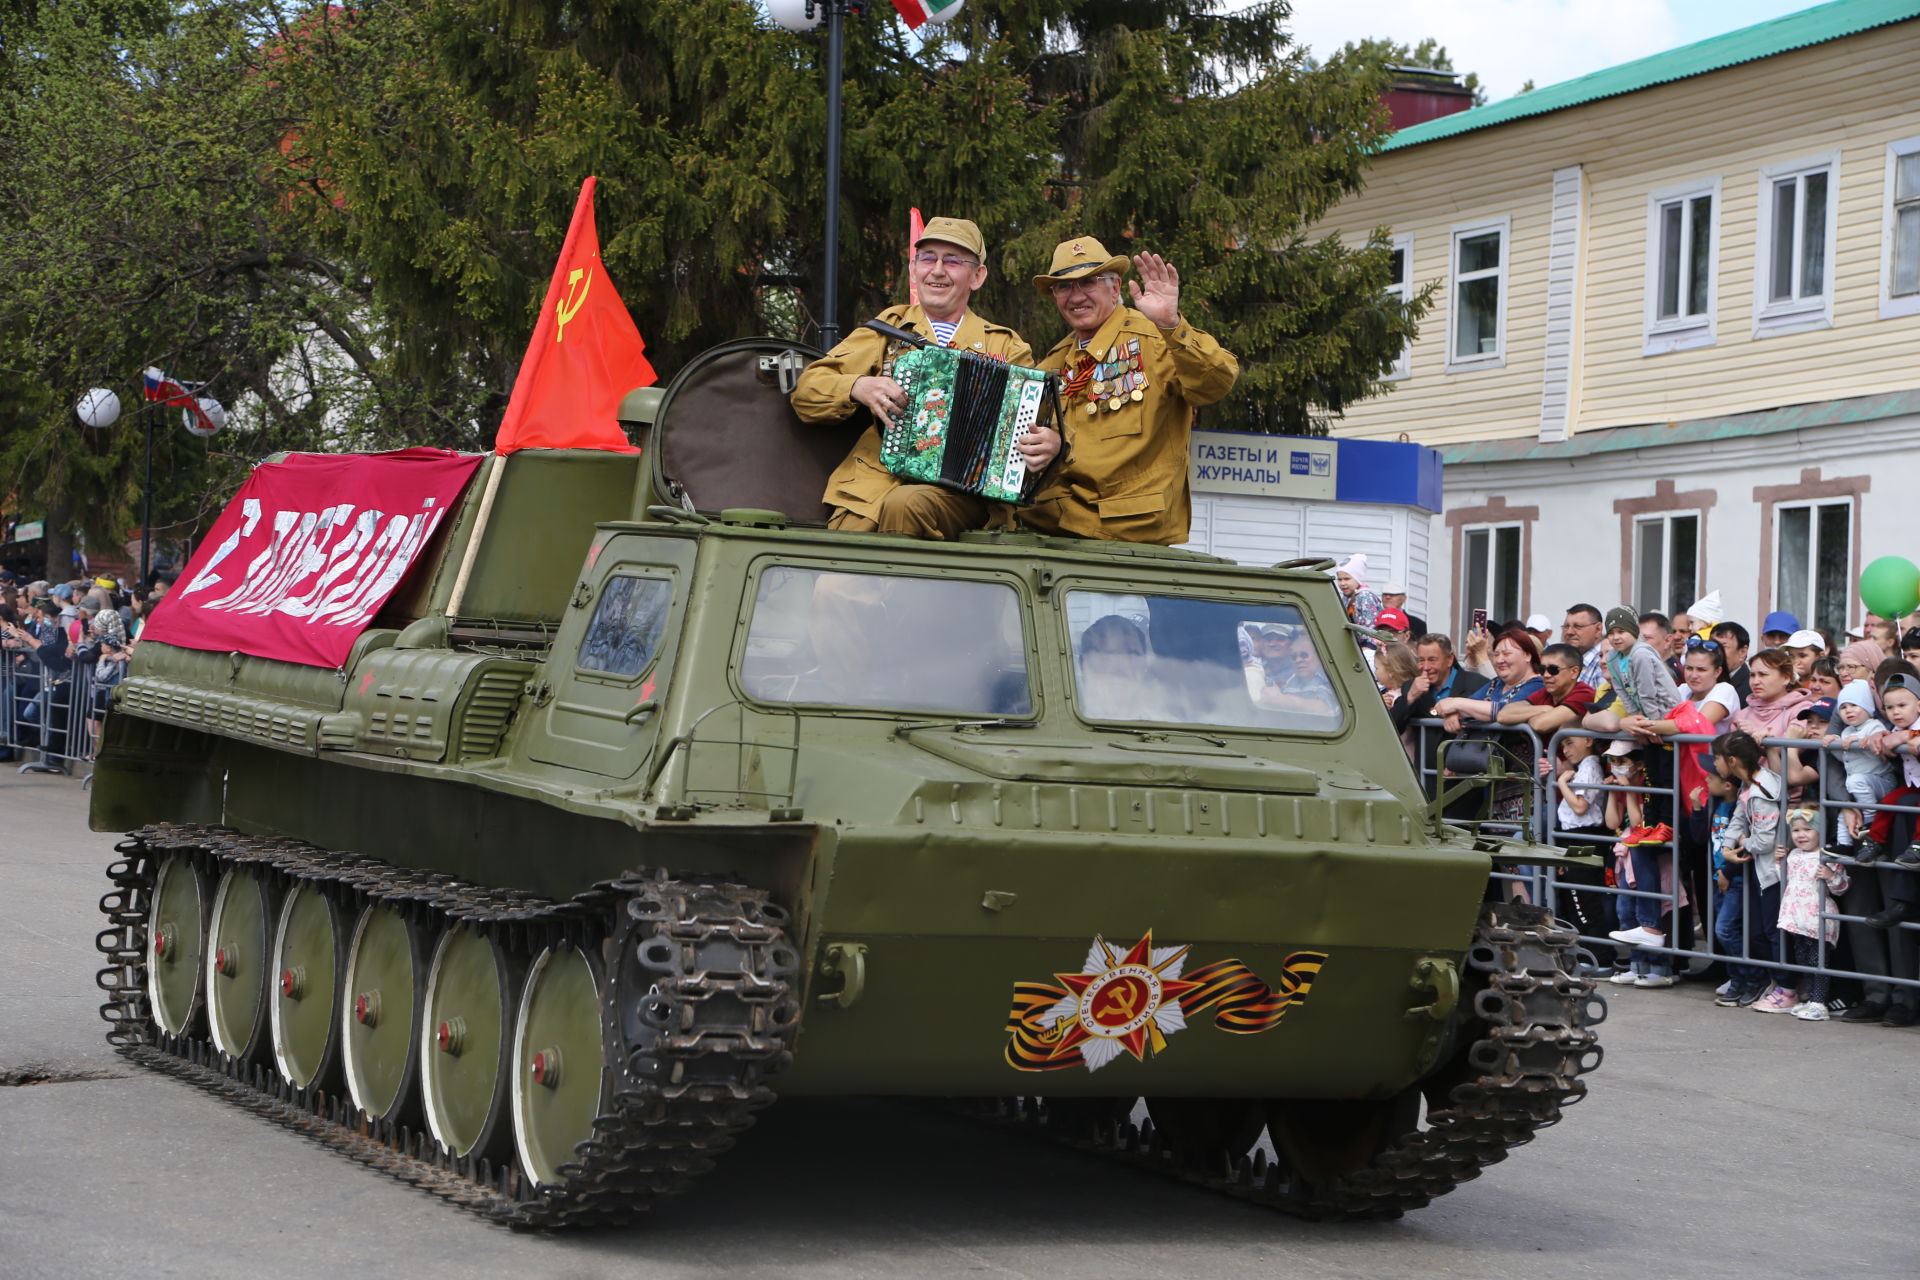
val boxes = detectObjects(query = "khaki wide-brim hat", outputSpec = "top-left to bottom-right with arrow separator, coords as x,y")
1032,235 -> 1131,293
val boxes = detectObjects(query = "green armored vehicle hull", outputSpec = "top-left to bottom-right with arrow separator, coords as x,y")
90,338 -> 1602,1226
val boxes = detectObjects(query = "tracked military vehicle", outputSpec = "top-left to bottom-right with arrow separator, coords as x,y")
91,336 -> 1603,1227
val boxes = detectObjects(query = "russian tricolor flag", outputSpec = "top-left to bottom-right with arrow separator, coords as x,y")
890,0 -> 963,30
143,366 -> 220,435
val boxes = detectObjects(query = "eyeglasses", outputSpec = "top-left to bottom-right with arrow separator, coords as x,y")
1685,637 -> 1722,652
913,251 -> 980,270
1049,275 -> 1115,298
1541,663 -> 1567,676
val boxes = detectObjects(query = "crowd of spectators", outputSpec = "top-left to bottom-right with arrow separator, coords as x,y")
1354,580 -> 1920,1031
0,566 -> 172,764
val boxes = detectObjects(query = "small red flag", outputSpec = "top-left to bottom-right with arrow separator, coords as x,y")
907,206 -> 925,305
494,176 -> 653,455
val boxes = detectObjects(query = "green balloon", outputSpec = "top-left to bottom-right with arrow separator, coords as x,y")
1859,555 -> 1920,619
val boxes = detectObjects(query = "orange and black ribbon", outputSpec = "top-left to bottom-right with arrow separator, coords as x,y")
1003,951 -> 1328,1072
1178,953 -> 1326,1033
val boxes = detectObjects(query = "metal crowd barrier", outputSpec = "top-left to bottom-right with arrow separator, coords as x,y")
1413,715 -> 1920,997
2,653 -> 115,777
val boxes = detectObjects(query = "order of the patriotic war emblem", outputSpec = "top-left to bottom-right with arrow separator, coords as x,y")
1003,932 -> 1327,1073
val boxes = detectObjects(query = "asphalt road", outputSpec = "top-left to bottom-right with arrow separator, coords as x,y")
3,769 -> 1915,1280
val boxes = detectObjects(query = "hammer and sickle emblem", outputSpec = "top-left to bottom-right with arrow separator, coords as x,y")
555,267 -> 593,342
1099,983 -> 1141,1023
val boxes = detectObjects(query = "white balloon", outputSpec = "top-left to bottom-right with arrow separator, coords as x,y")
75,387 -> 121,429
182,396 -> 226,438
766,0 -> 821,32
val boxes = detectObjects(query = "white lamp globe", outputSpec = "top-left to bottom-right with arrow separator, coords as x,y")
182,396 -> 226,438
766,0 -> 821,32
75,387 -> 121,429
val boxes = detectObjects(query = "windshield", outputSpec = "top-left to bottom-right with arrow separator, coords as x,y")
740,566 -> 1032,716
1066,590 -> 1345,732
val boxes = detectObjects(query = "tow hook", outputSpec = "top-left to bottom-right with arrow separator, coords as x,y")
817,942 -> 868,1009
1404,957 -> 1459,1022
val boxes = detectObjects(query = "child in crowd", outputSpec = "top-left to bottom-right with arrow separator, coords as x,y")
1710,731 -> 1789,1010
1773,810 -> 1850,1020
1603,742 -> 1678,987
1705,768 -> 1754,1004
1823,680 -> 1897,847
1546,733 -> 1612,956
1852,672 -> 1920,872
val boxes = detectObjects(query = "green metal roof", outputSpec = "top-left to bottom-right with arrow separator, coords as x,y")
1381,0 -> 1920,152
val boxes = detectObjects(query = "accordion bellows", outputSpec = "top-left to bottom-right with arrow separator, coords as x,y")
880,345 -> 1060,505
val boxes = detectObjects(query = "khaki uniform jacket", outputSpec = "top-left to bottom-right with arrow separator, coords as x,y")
1027,307 -> 1237,545
790,305 -> 1032,522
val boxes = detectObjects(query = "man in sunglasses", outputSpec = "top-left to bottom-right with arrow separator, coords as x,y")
1498,642 -> 1596,733
792,216 -> 1062,539
1022,236 -> 1238,545
1562,603 -> 1606,690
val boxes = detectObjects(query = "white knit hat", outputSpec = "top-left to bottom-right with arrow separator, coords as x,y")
1335,554 -> 1368,586
1685,590 -> 1723,628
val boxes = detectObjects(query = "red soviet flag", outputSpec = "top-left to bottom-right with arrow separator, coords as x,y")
494,176 -> 653,454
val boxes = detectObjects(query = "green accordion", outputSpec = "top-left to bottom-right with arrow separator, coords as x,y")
877,340 -> 1061,505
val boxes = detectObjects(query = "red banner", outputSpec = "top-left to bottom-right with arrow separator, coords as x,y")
141,448 -> 483,668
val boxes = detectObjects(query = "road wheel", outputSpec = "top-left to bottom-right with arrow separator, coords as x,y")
206,867 -> 276,1061
1264,1086 -> 1423,1189
147,853 -> 209,1037
1146,1097 -> 1267,1173
420,925 -> 518,1161
341,903 -> 430,1124
511,942 -> 608,1189
270,882 -> 343,1090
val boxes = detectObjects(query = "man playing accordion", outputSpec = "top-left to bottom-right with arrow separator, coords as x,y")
791,217 -> 1063,539
1026,236 -> 1239,546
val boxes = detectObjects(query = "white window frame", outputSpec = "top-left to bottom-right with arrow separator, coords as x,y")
1772,497 -> 1854,635
1641,177 -> 1719,356
1631,511 -> 1702,617
1880,134 -> 1920,320
1459,521 -> 1523,631
1384,233 -> 1413,381
1752,151 -> 1839,339
1447,216 -> 1510,371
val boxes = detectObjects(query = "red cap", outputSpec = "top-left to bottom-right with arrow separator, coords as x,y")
1375,608 -> 1410,632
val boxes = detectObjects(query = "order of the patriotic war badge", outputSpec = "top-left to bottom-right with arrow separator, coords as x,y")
1003,932 -> 1327,1073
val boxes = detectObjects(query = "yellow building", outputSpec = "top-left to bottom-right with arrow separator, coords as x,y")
1313,0 -> 1920,640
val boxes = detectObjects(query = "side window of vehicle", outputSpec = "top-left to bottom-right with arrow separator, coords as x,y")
577,576 -> 673,678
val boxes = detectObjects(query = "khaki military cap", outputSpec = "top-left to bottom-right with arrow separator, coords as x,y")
915,216 -> 986,260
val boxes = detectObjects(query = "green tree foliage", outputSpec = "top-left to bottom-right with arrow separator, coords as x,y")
0,0 -> 1429,571
0,0 -> 420,573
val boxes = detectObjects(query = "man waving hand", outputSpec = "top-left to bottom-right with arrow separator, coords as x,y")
1024,238 -> 1238,545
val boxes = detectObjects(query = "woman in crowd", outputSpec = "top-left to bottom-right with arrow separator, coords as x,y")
1804,655 -> 1842,701
1434,628 -> 1546,841
1730,648 -> 1813,755
1375,641 -> 1416,698
1619,636 -> 1740,947
1434,628 -> 1546,727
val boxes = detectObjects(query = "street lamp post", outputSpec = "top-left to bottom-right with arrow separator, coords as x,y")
768,0 -> 869,350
